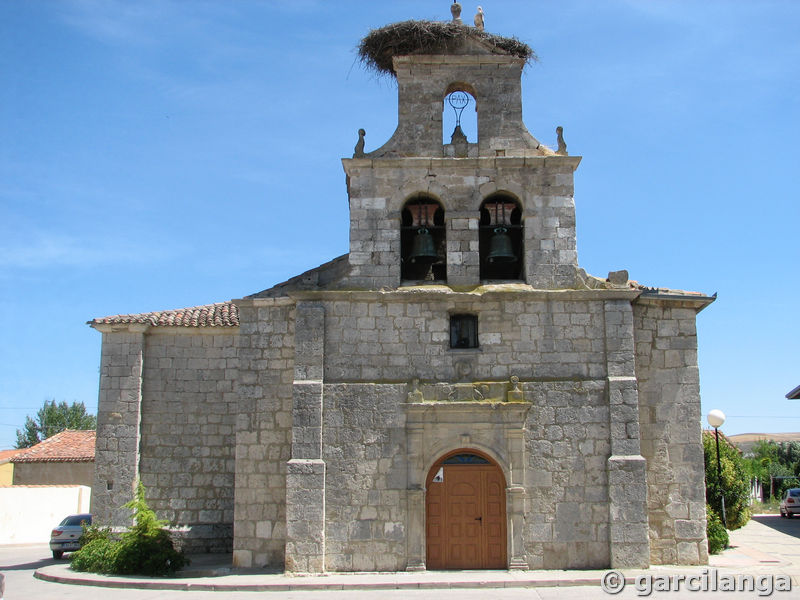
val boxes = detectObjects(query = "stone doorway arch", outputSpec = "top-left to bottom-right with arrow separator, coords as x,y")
425,449 -> 507,569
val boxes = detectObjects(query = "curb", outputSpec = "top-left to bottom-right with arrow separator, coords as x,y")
33,567 -> 607,592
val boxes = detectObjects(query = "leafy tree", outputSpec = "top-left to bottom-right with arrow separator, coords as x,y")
703,430 -> 751,530
747,440 -> 800,498
15,399 -> 96,448
745,439 -> 800,500
777,441 -> 800,474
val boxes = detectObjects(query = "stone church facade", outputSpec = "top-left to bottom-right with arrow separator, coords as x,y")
90,20 -> 714,572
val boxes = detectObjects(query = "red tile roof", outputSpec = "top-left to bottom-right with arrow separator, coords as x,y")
11,430 -> 96,463
0,448 -> 26,464
90,301 -> 239,328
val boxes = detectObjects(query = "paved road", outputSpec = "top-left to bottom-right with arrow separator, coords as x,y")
3,521 -> 799,600
753,513 -> 800,538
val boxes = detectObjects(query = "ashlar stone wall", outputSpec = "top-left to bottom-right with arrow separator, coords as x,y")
323,291 -> 609,384
634,299 -> 709,565
233,300 -> 295,568
229,288 -> 706,572
370,54 -> 543,158
138,329 -> 238,553
342,156 -> 581,290
91,325 -> 240,553
275,288 -> 652,572
522,379 -> 611,569
322,384 -> 408,571
92,326 -> 147,528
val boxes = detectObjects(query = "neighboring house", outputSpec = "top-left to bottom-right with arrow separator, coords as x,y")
11,430 -> 95,487
0,449 -> 26,486
786,385 -> 800,400
88,19 -> 714,572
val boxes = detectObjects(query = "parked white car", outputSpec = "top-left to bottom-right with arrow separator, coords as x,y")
779,488 -> 800,518
49,513 -> 91,559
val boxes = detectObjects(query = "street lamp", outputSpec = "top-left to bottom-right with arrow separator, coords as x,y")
707,409 -> 727,530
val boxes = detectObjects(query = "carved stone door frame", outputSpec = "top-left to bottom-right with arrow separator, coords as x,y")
405,402 -> 530,571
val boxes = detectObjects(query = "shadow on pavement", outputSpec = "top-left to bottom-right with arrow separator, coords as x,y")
0,556 -> 59,571
752,514 -> 800,539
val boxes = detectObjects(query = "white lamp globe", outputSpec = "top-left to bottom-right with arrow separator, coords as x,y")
707,409 -> 726,429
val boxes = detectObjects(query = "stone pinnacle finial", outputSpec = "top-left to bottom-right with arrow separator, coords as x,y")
451,1 -> 463,24
353,128 -> 366,158
407,378 -> 424,402
556,126 -> 568,156
507,375 -> 524,402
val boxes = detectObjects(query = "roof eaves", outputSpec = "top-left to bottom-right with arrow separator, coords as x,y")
88,301 -> 239,329
636,288 -> 717,312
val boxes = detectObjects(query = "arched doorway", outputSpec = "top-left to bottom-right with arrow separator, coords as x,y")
425,449 -> 507,569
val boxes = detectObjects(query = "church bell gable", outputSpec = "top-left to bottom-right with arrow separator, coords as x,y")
343,20 -> 580,290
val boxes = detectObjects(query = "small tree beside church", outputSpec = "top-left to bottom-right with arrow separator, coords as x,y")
71,481 -> 186,576
15,399 -> 96,449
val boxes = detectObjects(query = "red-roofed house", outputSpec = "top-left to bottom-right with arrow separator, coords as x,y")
0,448 -> 26,486
11,430 -> 95,487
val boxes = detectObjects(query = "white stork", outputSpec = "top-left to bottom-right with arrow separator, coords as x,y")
474,6 -> 484,30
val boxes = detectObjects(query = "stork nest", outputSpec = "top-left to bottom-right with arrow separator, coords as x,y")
358,20 -> 536,77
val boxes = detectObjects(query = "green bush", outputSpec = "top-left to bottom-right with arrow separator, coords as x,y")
114,528 -> 186,576
707,505 -> 729,554
703,431 -> 751,530
71,481 -> 186,576
114,480 -> 186,575
79,523 -> 113,547
71,537 -> 120,573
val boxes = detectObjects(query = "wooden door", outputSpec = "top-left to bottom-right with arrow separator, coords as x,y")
426,452 -> 507,569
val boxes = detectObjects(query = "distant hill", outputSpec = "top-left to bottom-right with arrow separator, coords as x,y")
728,432 -> 800,455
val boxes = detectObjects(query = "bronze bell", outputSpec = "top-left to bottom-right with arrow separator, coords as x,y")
408,227 -> 438,264
487,227 -> 517,263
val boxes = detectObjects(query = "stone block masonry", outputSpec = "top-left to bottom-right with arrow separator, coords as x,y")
91,324 -> 239,554
323,291 -> 614,384
92,326 -> 146,529
323,384 -> 408,572
232,300 -> 295,569
635,299 -> 708,565
286,302 -> 326,572
240,286 -> 661,572
342,156 -> 582,291
139,330 -> 238,553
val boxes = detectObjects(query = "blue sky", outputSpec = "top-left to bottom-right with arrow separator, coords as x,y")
1,1 -> 798,449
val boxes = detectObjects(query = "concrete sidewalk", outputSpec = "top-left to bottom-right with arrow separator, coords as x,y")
33,514 -> 800,592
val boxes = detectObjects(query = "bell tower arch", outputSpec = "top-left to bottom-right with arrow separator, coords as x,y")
342,20 -> 582,290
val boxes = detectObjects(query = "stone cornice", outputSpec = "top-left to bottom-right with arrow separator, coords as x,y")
90,323 -> 150,334
634,291 -> 716,312
233,296 -> 295,309
342,155 -> 581,172
405,401 -> 532,424
286,286 -> 641,303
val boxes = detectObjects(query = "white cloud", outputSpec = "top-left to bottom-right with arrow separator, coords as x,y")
0,232 -> 180,270
59,0 -> 168,46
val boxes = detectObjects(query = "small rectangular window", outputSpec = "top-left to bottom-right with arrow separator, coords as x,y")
450,314 -> 478,349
